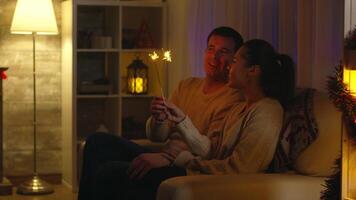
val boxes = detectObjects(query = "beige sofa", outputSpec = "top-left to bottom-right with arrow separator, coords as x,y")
135,90 -> 341,200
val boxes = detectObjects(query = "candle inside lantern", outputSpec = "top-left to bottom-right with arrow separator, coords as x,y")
134,77 -> 143,93
129,77 -> 145,94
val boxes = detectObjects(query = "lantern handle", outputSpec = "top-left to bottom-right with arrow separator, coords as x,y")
134,52 -> 142,60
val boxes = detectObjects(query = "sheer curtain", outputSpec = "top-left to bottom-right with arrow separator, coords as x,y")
167,0 -> 343,95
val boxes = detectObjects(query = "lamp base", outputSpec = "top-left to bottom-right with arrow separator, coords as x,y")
17,175 -> 54,195
0,177 -> 13,195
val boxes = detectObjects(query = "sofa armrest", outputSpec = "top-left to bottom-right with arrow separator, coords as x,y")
157,173 -> 326,200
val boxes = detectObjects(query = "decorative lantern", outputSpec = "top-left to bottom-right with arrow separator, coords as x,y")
127,57 -> 148,94
343,50 -> 356,97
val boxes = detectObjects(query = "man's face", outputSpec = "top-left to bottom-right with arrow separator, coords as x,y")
204,35 -> 235,82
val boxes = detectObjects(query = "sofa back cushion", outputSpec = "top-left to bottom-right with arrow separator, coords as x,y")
294,91 -> 341,176
269,89 -> 341,177
269,89 -> 317,171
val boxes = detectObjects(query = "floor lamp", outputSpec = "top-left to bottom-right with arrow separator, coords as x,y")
10,0 -> 58,195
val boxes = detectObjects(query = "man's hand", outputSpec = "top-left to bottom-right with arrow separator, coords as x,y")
165,102 -> 186,124
150,97 -> 168,122
127,153 -> 170,180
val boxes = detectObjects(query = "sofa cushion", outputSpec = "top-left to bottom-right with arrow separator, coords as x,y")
294,91 -> 341,176
270,89 -> 341,176
157,173 -> 325,200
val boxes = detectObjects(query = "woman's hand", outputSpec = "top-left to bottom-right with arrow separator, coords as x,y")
150,96 -> 167,122
127,153 -> 170,180
164,102 -> 186,124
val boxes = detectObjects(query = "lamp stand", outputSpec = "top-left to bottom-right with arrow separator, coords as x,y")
17,33 -> 53,195
0,178 -> 12,195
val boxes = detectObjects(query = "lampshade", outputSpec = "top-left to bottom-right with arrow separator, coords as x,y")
10,0 -> 58,35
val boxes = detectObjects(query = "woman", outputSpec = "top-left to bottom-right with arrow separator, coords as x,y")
161,39 -> 295,174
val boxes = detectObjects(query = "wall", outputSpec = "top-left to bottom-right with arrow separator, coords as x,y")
166,0 -> 344,95
166,0 -> 189,95
0,0 -> 62,176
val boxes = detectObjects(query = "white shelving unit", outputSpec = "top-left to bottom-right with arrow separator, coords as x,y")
77,49 -> 120,52
61,0 -> 167,190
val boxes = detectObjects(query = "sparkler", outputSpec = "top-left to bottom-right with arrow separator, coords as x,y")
149,49 -> 171,100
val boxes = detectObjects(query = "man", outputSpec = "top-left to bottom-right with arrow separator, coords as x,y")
78,26 -> 243,200
132,26 -> 244,175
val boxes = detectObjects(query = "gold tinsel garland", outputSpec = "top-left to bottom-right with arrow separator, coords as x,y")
321,64 -> 356,200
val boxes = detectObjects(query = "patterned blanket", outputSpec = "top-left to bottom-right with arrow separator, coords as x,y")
269,88 -> 319,172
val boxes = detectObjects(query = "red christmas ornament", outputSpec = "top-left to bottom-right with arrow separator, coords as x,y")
1,71 -> 7,80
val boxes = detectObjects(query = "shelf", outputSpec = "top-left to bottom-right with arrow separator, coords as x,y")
77,6 -> 119,49
77,48 -> 120,52
76,0 -> 119,6
77,53 -> 119,94
76,0 -> 165,6
121,94 -> 154,98
77,94 -> 155,99
77,94 -> 120,99
77,98 -> 119,138
77,48 -> 162,53
61,0 -> 167,189
122,97 -> 152,139
120,1 -> 165,7
121,6 -> 163,49
120,48 -> 160,52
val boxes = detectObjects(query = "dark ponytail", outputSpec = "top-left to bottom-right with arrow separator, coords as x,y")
242,39 -> 295,108
276,54 -> 295,107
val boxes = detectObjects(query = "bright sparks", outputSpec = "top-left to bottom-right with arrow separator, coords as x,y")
148,50 -> 172,62
163,50 -> 172,62
148,49 -> 172,100
149,51 -> 159,61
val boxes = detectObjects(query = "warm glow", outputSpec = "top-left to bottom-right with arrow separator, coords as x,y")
130,77 -> 144,93
149,51 -> 159,61
148,49 -> 172,98
10,0 -> 58,35
343,67 -> 356,97
163,50 -> 172,62
148,50 -> 172,62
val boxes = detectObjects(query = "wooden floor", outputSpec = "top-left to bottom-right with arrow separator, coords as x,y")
0,185 -> 77,200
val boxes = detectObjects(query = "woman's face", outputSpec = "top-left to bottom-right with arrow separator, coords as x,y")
228,46 -> 250,89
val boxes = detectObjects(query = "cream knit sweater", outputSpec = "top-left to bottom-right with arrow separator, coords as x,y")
174,97 -> 283,175
146,77 -> 242,159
